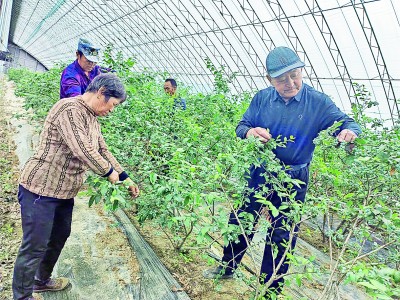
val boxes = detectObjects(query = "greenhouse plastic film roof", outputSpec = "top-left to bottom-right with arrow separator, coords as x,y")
9,0 -> 400,124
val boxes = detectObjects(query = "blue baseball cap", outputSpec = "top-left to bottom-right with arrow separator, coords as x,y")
77,38 -> 100,63
266,46 -> 305,78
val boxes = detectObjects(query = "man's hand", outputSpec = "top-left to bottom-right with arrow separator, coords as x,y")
108,170 -> 119,184
246,127 -> 272,143
337,129 -> 357,143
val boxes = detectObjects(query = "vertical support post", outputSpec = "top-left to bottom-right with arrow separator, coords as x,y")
0,0 -> 14,73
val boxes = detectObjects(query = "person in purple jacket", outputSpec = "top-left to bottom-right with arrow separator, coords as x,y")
203,46 -> 361,298
59,38 -> 102,99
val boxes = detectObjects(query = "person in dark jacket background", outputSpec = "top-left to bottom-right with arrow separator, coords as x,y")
164,78 -> 186,110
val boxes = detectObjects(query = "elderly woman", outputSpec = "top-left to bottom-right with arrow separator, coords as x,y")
12,73 -> 139,300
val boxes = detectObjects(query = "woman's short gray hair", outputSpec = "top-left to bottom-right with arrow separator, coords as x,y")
86,73 -> 127,102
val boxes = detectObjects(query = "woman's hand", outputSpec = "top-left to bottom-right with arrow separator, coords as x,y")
125,178 -> 140,198
107,170 -> 119,183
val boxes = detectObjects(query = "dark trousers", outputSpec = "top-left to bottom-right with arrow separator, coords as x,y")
12,185 -> 74,300
221,165 -> 309,292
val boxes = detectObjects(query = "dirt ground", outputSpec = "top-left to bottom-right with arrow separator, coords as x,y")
125,210 -> 253,300
0,78 -> 23,300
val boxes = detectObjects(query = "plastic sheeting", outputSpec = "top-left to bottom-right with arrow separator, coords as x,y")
9,0 -> 400,123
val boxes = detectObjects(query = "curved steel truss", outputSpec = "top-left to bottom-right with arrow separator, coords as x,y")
7,0 -> 400,124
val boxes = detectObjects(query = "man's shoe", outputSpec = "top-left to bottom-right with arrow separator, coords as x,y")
203,266 -> 234,279
33,277 -> 70,293
27,293 -> 44,300
262,294 -> 285,300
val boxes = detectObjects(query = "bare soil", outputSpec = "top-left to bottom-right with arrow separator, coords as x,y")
125,210 -> 253,300
0,77 -> 23,300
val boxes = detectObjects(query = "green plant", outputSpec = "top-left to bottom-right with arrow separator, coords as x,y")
306,84 -> 400,299
205,57 -> 237,94
8,67 -> 61,120
0,223 -> 14,235
82,176 -> 133,211
8,60 -> 399,300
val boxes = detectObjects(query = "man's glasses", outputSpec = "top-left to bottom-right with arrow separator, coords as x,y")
272,69 -> 302,84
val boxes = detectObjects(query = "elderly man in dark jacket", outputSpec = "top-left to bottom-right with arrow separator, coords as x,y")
204,46 -> 361,298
